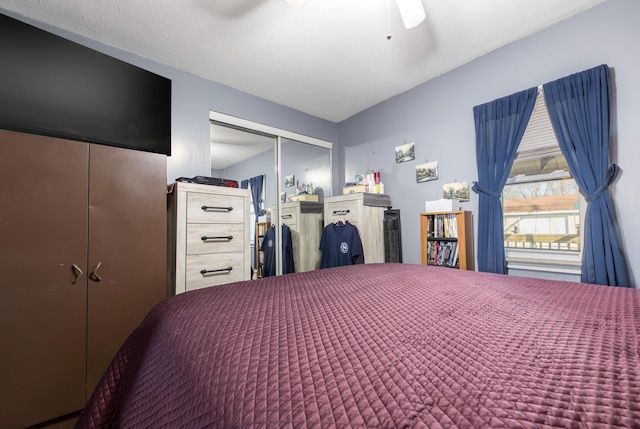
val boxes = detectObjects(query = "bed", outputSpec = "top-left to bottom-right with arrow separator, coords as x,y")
75,263 -> 640,428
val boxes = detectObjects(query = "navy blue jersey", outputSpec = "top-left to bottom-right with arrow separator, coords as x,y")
319,221 -> 364,268
260,224 -> 295,277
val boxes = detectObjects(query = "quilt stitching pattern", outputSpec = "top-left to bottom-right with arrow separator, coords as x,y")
76,264 -> 640,428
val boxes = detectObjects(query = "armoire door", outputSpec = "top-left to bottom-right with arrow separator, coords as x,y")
86,144 -> 167,393
0,130 -> 89,428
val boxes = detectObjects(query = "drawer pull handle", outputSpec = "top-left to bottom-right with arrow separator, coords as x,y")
89,262 -> 102,282
71,264 -> 83,285
201,205 -> 233,212
201,235 -> 233,242
200,266 -> 233,276
281,214 -> 293,219
332,209 -> 350,216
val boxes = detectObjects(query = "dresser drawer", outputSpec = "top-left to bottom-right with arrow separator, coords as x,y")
324,200 -> 360,224
187,192 -> 245,224
186,223 -> 244,255
185,253 -> 246,291
280,207 -> 298,225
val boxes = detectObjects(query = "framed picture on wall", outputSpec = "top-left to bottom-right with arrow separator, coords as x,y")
395,142 -> 415,163
285,174 -> 295,187
443,181 -> 470,201
416,161 -> 438,183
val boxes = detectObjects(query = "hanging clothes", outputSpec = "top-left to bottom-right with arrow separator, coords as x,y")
319,221 -> 364,268
260,224 -> 295,277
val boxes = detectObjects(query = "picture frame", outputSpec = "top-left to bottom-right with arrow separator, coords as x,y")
285,174 -> 295,187
416,161 -> 438,183
443,181 -> 470,201
395,142 -> 415,163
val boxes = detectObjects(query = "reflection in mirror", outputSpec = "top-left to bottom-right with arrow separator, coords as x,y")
280,138 -> 331,204
279,139 -> 332,273
209,122 -> 276,280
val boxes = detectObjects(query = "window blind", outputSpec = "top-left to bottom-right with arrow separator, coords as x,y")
517,89 -> 560,160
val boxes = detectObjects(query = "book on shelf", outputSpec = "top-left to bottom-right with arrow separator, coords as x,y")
430,216 -> 434,236
452,243 -> 459,268
427,213 -> 459,239
425,240 -> 459,268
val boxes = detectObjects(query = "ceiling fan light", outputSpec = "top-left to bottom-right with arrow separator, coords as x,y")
285,0 -> 311,6
396,0 -> 426,29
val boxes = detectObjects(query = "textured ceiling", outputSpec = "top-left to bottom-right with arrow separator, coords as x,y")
0,0 -> 606,123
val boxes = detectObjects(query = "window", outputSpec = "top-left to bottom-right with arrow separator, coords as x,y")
503,89 -> 584,272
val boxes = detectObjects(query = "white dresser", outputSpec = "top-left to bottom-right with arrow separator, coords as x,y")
168,182 -> 251,294
323,193 -> 392,264
280,201 -> 324,272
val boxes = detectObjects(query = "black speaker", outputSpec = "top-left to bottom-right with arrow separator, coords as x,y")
1,13 -> 171,155
383,209 -> 402,263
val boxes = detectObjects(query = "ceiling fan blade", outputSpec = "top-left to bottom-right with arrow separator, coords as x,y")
396,0 -> 426,29
285,0 -> 311,6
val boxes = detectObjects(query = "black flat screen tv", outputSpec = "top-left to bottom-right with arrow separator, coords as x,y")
0,13 -> 171,155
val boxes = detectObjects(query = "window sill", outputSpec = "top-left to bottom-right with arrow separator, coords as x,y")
506,256 -> 582,275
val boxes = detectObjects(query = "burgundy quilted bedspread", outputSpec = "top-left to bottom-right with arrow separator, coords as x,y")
76,263 -> 640,428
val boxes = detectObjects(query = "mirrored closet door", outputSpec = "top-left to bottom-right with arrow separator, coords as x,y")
209,112 -> 332,278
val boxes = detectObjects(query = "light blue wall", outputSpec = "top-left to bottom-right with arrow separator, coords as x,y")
4,0 -> 638,286
0,9 -> 340,187
338,0 -> 639,287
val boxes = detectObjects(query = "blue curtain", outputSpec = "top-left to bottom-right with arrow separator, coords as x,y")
248,175 -> 266,217
472,88 -> 538,274
543,65 -> 629,287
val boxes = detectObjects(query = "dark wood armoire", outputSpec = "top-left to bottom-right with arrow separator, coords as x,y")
1,13 -> 171,427
0,130 -> 167,427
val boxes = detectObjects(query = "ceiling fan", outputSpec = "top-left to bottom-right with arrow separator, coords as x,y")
285,0 -> 426,29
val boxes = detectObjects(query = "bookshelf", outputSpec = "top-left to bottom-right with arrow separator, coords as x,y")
420,211 -> 474,270
255,221 -> 270,278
